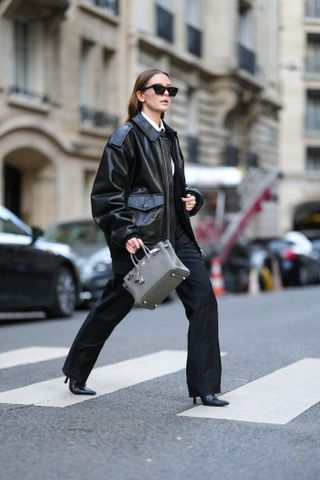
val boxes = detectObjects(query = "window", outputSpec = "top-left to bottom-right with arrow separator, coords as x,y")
79,39 -> 95,108
186,88 -> 199,163
306,34 -> 320,73
185,0 -> 202,56
86,0 -> 118,15
187,25 -> 202,57
306,147 -> 320,170
306,90 -> 320,130
156,4 -> 174,43
12,19 -> 45,100
305,0 -> 320,18
238,2 -> 255,74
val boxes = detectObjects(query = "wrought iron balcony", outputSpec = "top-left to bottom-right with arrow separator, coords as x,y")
187,25 -> 202,57
86,0 -> 119,15
187,135 -> 199,164
238,43 -> 256,76
3,0 -> 70,19
80,106 -> 119,130
9,85 -> 49,103
156,5 -> 174,43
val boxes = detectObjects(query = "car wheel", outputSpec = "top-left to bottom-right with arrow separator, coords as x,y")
46,266 -> 77,318
298,265 -> 309,286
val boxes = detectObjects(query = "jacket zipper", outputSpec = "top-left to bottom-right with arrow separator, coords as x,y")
159,138 -> 171,243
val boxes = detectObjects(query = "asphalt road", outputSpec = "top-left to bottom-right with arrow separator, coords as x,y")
0,286 -> 320,480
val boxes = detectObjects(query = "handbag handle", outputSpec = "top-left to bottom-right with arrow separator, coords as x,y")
129,244 -> 151,284
130,244 -> 151,267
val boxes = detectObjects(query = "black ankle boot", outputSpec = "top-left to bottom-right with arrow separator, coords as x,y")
64,377 -> 96,396
193,394 -> 229,407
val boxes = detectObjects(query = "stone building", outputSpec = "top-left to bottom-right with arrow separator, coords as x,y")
278,0 -> 320,235
0,0 -> 280,237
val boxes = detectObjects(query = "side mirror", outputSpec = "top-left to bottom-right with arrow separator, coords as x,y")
31,226 -> 44,243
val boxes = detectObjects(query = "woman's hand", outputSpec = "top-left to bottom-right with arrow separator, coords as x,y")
125,237 -> 144,254
181,194 -> 197,212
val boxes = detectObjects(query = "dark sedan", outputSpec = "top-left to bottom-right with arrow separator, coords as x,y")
250,232 -> 320,286
0,205 -> 80,318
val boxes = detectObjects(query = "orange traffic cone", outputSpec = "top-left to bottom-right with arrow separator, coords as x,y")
210,258 -> 225,296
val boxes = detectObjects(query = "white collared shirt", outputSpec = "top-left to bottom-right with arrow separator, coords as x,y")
141,111 -> 175,175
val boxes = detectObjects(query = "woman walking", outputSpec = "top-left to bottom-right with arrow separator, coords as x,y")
62,68 -> 229,407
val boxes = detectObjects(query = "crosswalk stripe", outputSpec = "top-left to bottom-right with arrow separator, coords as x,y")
0,350 -> 188,408
178,358 -> 320,425
0,347 -> 69,370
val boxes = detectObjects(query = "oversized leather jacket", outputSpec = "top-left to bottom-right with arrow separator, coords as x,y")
91,112 -> 204,259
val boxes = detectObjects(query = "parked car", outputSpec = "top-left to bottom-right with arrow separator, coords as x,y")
0,205 -> 80,318
249,233 -> 320,286
43,220 -> 113,305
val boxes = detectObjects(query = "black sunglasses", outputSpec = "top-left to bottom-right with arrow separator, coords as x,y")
141,83 -> 179,97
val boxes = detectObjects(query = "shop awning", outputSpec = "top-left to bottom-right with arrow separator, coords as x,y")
185,165 -> 243,189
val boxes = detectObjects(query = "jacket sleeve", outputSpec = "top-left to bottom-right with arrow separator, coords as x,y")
91,140 -> 139,247
184,185 -> 204,216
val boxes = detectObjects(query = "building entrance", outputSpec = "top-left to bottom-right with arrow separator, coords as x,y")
4,164 -> 22,217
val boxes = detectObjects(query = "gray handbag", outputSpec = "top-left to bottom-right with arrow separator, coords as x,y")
123,240 -> 190,309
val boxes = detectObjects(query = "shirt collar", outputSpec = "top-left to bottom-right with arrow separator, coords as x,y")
131,112 -> 176,141
141,111 -> 165,132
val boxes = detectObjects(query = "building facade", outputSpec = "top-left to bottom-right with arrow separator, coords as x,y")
0,0 -> 280,237
278,0 -> 320,234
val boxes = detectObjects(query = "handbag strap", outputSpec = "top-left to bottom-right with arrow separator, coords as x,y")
130,244 -> 151,267
129,244 -> 151,284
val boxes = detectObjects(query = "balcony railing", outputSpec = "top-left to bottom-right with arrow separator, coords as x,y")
187,136 -> 199,163
86,0 -> 119,15
187,25 -> 202,57
9,85 -> 49,103
305,0 -> 320,18
80,106 -> 119,129
238,43 -> 256,75
156,5 -> 174,43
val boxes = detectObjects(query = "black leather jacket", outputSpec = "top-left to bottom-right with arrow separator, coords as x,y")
91,112 -> 203,259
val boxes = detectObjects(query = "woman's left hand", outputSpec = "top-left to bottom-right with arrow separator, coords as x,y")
181,194 -> 197,212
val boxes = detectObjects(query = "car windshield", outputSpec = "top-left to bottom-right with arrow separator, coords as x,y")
44,222 -> 104,246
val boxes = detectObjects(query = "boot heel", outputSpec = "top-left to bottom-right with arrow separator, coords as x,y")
64,377 -> 69,384
193,396 -> 197,405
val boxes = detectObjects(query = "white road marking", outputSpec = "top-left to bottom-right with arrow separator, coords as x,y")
178,358 -> 320,425
0,350 -> 187,408
0,347 -> 69,370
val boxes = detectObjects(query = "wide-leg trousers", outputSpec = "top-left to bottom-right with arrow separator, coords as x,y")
62,226 -> 222,396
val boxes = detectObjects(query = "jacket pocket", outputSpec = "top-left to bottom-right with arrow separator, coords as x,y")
127,194 -> 164,241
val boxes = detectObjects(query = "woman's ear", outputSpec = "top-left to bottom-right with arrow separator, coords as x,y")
136,91 -> 145,103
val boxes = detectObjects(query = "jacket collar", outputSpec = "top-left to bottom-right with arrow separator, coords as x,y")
131,112 -> 177,141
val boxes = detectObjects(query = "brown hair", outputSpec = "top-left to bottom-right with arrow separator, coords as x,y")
126,68 -> 170,122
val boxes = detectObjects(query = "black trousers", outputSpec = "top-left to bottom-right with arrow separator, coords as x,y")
62,224 -> 222,396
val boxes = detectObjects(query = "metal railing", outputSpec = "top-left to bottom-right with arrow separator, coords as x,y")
9,85 -> 49,103
156,5 -> 174,43
238,43 -> 256,75
86,0 -> 119,15
80,106 -> 119,129
187,25 -> 202,57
